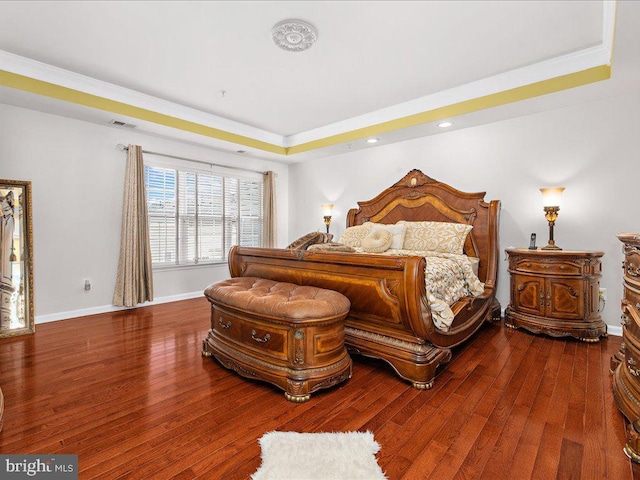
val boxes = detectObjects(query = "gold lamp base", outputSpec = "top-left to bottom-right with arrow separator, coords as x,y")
542,206 -> 561,251
323,216 -> 331,234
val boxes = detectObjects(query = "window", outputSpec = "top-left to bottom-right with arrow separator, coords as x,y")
144,162 -> 263,267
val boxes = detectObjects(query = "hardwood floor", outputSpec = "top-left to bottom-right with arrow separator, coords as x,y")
0,297 -> 634,479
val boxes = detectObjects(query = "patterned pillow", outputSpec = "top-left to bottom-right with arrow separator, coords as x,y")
361,229 -> 393,253
398,221 -> 473,254
338,223 -> 374,247
286,232 -> 333,250
370,223 -> 407,250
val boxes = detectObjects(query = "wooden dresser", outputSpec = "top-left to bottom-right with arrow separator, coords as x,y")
613,233 -> 640,462
505,248 -> 606,342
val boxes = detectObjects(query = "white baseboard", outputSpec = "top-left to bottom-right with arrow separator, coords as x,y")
35,291 -> 204,324
608,325 -> 622,337
35,297 -> 626,338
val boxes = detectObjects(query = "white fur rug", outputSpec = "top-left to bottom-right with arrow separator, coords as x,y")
251,431 -> 387,480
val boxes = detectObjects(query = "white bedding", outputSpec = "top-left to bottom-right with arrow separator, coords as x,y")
354,248 -> 485,331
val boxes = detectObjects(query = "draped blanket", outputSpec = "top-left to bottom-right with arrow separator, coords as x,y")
354,248 -> 485,331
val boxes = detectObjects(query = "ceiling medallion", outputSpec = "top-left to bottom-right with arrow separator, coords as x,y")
272,19 -> 318,52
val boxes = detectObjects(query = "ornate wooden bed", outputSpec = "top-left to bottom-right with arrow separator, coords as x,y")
228,170 -> 501,389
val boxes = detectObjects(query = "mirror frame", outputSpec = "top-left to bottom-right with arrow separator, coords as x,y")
0,179 -> 34,338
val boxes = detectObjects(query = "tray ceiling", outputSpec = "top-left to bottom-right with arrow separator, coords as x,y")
0,1 -> 623,162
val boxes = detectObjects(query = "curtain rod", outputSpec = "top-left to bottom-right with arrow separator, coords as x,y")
116,144 -> 268,176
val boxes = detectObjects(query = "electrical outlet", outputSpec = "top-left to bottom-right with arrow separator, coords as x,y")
599,288 -> 607,301
84,278 -> 91,291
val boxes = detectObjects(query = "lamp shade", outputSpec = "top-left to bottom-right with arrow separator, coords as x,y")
540,187 -> 565,207
321,204 -> 334,216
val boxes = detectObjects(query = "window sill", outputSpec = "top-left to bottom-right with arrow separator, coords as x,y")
153,261 -> 227,272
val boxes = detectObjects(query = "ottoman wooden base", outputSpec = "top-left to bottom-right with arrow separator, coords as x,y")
203,277 -> 352,402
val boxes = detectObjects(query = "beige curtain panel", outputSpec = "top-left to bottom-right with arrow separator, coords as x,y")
263,171 -> 277,248
113,145 -> 154,307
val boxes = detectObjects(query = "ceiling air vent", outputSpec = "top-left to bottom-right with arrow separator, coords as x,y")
109,119 -> 137,128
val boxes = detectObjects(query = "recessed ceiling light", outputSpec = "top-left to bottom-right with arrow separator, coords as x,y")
366,138 -> 379,144
437,121 -> 454,128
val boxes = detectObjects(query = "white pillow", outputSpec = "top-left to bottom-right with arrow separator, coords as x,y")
370,223 -> 407,250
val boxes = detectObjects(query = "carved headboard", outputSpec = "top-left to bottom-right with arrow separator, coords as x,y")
346,170 -> 500,286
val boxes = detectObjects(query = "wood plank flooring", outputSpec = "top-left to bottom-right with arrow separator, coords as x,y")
0,297 -> 634,479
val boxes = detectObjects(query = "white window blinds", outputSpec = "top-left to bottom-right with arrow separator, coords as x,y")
144,163 -> 263,267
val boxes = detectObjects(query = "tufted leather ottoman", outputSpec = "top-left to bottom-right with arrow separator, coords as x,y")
202,277 -> 352,402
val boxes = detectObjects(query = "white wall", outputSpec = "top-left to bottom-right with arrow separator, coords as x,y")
288,90 -> 640,330
0,103 -> 289,322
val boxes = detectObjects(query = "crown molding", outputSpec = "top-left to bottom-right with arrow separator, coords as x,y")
0,49 -> 284,149
0,1 -> 618,157
285,44 -> 612,149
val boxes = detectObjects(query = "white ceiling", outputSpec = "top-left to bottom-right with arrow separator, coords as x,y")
0,1 -> 635,163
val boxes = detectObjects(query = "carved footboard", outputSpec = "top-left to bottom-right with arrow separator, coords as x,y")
228,246 -> 496,388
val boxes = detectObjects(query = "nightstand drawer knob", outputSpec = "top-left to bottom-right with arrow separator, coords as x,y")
560,265 -> 566,270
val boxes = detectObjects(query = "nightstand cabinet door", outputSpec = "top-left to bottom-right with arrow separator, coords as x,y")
546,277 -> 585,320
511,274 -> 544,317
505,248 -> 606,342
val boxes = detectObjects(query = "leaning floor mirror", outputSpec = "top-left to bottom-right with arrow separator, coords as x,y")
0,179 -> 34,338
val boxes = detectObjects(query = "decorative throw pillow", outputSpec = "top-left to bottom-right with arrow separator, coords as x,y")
286,231 -> 332,250
307,242 -> 356,253
361,229 -> 393,253
338,223 -> 374,247
398,221 -> 473,254
370,223 -> 407,250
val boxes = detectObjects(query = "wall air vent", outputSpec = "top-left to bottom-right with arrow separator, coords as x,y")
108,119 -> 137,128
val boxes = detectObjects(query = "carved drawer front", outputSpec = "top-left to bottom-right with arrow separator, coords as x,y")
624,284 -> 640,322
213,308 -> 242,342
239,319 -> 288,360
514,259 -> 581,276
624,248 -> 640,288
624,334 -> 640,379
213,308 -> 289,361
623,295 -> 640,344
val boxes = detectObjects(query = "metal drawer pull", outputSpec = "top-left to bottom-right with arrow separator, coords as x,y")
540,292 -> 544,307
629,357 -> 637,366
636,303 -> 640,311
560,265 -> 566,270
547,293 -> 551,308
218,318 -> 232,329
630,367 -> 640,377
251,330 -> 271,343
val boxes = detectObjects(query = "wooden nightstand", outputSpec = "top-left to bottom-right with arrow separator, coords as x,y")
504,248 -> 606,342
